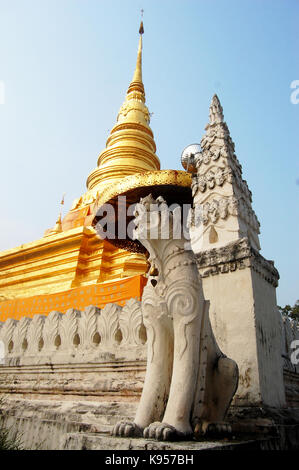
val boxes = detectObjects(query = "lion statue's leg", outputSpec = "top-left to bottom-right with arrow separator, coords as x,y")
112,287 -> 173,438
144,278 -> 203,441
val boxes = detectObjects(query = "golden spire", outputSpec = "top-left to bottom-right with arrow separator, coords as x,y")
87,20 -> 160,194
128,21 -> 144,94
44,192 -> 65,236
53,213 -> 62,232
44,213 -> 62,236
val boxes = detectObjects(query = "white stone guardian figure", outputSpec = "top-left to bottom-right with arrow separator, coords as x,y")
112,194 -> 238,441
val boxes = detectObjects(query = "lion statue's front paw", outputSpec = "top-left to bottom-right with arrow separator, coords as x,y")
143,421 -> 190,441
111,420 -> 143,438
194,421 -> 232,439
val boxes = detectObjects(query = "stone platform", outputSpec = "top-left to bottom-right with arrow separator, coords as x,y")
1,395 -> 299,450
0,395 -> 138,450
0,298 -> 298,450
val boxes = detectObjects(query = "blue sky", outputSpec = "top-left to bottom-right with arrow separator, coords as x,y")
0,0 -> 298,306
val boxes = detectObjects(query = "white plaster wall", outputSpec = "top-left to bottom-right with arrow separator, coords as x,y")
201,267 -> 262,406
201,266 -> 286,408
251,270 -> 286,407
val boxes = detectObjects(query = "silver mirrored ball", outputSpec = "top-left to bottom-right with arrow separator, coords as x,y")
181,143 -> 201,173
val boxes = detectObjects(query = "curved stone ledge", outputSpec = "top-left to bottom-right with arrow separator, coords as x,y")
0,360 -> 146,398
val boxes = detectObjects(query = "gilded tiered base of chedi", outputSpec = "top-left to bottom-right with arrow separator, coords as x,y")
0,216 -> 148,322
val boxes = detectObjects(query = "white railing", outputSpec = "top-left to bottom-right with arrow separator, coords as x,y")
0,298 -> 147,366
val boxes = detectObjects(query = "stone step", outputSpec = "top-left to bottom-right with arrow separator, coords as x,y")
61,432 -> 281,451
2,398 -> 137,426
2,397 -> 297,450
0,397 -> 137,449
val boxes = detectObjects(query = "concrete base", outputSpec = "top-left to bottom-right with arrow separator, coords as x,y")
0,395 -> 137,450
196,238 -> 286,408
61,432 -> 286,451
1,396 -> 299,450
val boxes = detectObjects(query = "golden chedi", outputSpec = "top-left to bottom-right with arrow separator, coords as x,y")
0,22 -> 190,322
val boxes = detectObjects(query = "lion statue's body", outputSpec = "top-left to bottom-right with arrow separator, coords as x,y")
113,195 -> 238,441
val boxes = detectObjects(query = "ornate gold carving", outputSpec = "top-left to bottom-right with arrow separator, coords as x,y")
94,170 -> 191,210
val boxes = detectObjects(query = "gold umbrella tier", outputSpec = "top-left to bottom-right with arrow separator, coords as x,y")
92,169 -> 192,253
